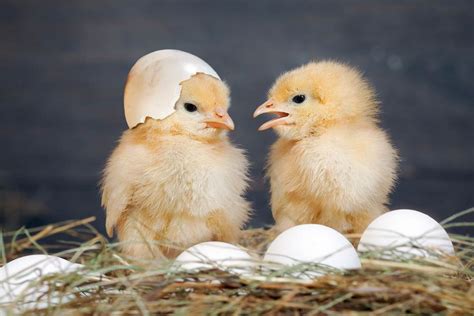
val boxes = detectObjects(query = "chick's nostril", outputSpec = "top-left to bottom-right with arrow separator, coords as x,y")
215,107 -> 226,117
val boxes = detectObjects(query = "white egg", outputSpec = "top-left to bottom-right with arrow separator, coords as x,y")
124,49 -> 221,128
263,224 -> 361,278
357,209 -> 455,259
173,241 -> 256,275
0,255 -> 84,311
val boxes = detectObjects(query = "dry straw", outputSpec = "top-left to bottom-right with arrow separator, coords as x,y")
1,208 -> 473,315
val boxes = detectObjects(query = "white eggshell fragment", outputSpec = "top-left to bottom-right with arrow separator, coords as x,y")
357,209 -> 455,259
124,49 -> 220,128
0,255 -> 84,310
264,224 -> 361,278
173,241 -> 256,275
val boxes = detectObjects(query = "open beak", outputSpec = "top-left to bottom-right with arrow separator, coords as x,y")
203,107 -> 235,131
253,99 -> 290,131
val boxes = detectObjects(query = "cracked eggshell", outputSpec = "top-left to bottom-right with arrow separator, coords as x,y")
357,209 -> 455,259
263,224 -> 361,278
173,241 -> 256,276
124,49 -> 220,128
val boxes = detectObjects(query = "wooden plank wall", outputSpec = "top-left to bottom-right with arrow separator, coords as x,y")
0,0 -> 473,233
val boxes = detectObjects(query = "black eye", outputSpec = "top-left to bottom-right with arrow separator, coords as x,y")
184,103 -> 198,112
292,94 -> 306,104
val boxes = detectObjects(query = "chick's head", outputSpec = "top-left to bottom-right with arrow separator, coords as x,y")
254,61 -> 378,140
161,73 -> 234,140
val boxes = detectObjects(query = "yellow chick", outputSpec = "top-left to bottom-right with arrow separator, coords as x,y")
101,73 -> 250,259
254,61 -> 398,234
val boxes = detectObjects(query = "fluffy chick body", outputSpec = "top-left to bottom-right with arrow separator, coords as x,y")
268,121 -> 396,233
256,61 -> 398,234
102,74 -> 250,259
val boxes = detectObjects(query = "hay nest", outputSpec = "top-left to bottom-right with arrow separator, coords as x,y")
1,209 -> 473,315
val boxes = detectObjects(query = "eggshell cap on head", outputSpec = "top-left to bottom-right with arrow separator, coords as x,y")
124,49 -> 221,128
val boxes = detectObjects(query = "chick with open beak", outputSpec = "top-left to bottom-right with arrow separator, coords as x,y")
253,61 -> 398,235
253,99 -> 291,131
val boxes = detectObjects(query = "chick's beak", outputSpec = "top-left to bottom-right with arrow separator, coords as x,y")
203,107 -> 235,131
253,99 -> 290,131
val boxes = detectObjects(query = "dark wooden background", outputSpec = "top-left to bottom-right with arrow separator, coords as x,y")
1,0 -> 473,234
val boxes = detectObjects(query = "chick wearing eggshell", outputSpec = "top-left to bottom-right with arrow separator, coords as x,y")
102,50 -> 251,259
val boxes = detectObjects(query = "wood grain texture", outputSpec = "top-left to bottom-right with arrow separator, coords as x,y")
0,0 -> 472,232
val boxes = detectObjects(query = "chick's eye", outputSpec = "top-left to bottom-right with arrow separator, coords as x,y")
292,94 -> 306,104
184,103 -> 198,112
